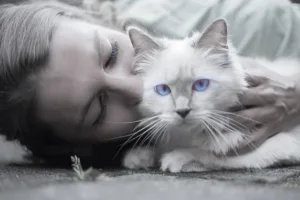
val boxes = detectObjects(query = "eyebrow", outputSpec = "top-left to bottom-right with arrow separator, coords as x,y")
93,30 -> 103,66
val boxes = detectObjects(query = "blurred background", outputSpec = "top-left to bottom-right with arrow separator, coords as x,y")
0,0 -> 299,59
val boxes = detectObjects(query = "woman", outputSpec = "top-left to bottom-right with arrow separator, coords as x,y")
0,1 -> 299,166
0,1 -> 143,166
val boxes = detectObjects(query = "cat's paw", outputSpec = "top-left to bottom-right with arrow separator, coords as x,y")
180,160 -> 207,172
122,147 -> 156,170
160,150 -> 197,173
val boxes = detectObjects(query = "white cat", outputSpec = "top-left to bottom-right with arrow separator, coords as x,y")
122,19 -> 300,172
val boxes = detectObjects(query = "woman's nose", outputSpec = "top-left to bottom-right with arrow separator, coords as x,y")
105,74 -> 143,104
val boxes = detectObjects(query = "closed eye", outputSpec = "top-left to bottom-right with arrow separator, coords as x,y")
81,92 -> 107,127
92,92 -> 108,126
93,31 -> 118,69
105,41 -> 118,68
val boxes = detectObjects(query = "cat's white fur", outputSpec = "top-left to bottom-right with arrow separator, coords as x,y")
122,19 -> 300,172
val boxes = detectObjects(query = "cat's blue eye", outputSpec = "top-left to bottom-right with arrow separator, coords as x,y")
154,84 -> 171,96
192,79 -> 210,92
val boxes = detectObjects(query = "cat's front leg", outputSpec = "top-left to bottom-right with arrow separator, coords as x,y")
160,149 -> 208,173
122,147 -> 157,170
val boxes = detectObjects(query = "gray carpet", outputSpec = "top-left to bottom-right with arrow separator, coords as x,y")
1,138 -> 300,200
1,163 -> 300,200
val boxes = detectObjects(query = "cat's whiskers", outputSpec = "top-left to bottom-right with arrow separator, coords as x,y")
129,114 -> 168,151
207,113 -> 258,154
202,112 -> 255,139
105,116 -> 159,141
190,112 -> 245,133
159,122 -> 172,145
194,112 -> 243,156
113,118 -> 160,159
205,114 -> 240,156
207,112 -> 258,150
195,116 -> 217,148
208,116 -> 246,145
139,120 -> 164,148
208,112 -> 247,131
210,109 -> 261,124
144,122 -> 166,149
127,119 -> 160,149
201,116 -> 226,156
204,115 -> 236,156
153,122 -> 170,148
103,116 -> 158,124
208,115 -> 242,137
132,116 -> 160,132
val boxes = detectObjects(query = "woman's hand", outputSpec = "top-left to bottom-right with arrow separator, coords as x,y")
228,60 -> 300,155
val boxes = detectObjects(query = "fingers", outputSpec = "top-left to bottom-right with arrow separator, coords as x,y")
242,73 -> 293,107
245,74 -> 268,87
233,106 -> 282,127
239,86 -> 277,106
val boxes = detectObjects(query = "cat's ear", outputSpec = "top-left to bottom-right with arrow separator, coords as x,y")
193,19 -> 228,51
126,26 -> 161,54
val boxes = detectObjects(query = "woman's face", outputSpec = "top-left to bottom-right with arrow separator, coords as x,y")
35,18 -> 142,142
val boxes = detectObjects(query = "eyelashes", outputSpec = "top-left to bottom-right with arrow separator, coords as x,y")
105,41 -> 119,67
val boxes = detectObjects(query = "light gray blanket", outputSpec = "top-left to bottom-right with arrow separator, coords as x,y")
115,0 -> 300,60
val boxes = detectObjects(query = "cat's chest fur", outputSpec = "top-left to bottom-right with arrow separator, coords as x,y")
155,121 -> 247,156
157,125 -> 204,152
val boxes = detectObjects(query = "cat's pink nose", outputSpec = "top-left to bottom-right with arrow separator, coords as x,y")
176,108 -> 191,118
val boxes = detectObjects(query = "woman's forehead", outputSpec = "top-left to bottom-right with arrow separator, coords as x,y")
52,20 -> 97,47
55,18 -> 112,39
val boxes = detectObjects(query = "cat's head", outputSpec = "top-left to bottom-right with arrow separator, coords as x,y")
127,19 -> 247,130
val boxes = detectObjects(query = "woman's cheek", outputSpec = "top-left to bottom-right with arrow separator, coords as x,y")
95,103 -> 139,138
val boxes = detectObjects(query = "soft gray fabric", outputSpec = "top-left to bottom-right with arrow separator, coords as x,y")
115,0 -> 300,60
